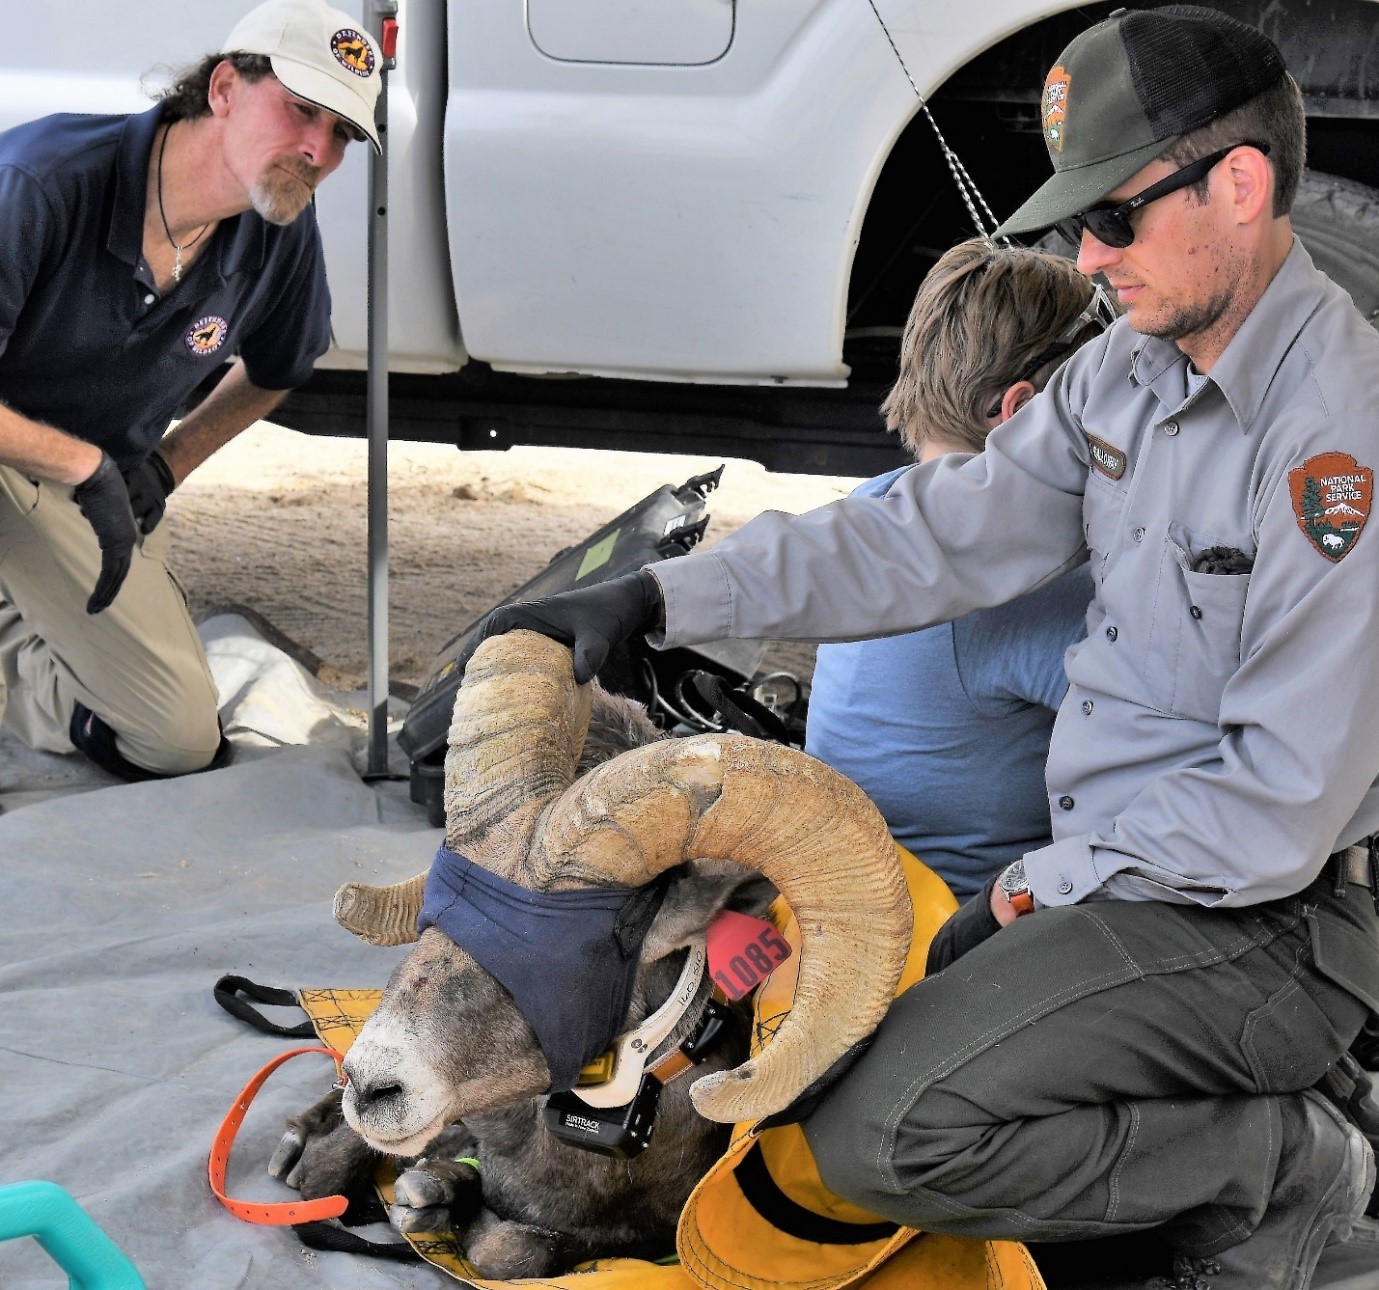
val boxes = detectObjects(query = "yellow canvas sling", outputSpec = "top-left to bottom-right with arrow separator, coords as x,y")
677,844 -> 1044,1290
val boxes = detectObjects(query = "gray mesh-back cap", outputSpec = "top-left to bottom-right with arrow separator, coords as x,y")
995,5 -> 1286,237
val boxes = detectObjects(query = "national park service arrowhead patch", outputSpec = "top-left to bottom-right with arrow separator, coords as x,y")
1289,451 -> 1372,562
1043,65 -> 1071,152
1085,431 -> 1126,480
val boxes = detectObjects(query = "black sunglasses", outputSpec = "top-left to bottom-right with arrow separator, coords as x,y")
985,284 -> 1118,419
1055,141 -> 1271,250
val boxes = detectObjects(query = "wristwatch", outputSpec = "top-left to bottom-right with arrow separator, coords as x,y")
998,859 -> 1036,917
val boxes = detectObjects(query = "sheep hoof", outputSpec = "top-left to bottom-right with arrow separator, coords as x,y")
391,1156 -> 483,1235
394,1166 -> 455,1210
269,1090 -> 379,1199
389,1200 -> 453,1234
268,1129 -> 305,1181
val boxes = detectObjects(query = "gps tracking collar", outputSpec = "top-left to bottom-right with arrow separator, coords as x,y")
417,843 -> 672,1092
543,940 -> 733,1159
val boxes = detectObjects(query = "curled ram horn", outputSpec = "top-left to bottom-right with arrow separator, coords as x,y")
336,629 -> 911,1125
333,631 -> 593,943
333,870 -> 427,948
534,733 -> 910,1125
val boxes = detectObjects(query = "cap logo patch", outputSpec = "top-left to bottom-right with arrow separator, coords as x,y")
1290,451 -> 1372,562
1043,65 -> 1071,152
1085,431 -> 1126,480
331,28 -> 375,77
185,315 -> 228,356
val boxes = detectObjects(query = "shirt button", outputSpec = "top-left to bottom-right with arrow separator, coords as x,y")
1058,879 -> 1074,895
143,293 -> 156,305
1058,795 -> 1075,811
1106,626 -> 1118,641
1081,700 -> 1094,715
1164,420 -> 1180,436
1190,605 -> 1202,619
1133,527 -> 1145,542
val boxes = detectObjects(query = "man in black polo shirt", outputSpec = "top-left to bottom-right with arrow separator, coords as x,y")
0,0 -> 380,780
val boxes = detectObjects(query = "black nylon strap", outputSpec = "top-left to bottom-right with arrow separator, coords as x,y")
293,1218 -> 674,1266
732,1142 -> 899,1246
212,974 -> 314,1038
293,1220 -> 421,1262
598,1236 -> 678,1262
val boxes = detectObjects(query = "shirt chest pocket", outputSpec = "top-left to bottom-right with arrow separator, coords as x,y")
1083,471 -> 1129,574
1143,526 -> 1251,721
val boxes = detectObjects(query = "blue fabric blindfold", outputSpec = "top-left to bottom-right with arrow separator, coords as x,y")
417,844 -> 671,1091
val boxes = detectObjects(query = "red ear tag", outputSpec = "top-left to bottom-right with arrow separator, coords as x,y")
706,910 -> 793,1001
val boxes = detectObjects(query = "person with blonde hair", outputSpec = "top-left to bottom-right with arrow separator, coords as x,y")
805,238 -> 1112,900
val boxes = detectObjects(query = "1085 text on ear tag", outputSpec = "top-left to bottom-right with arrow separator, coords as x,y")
706,910 -> 792,1000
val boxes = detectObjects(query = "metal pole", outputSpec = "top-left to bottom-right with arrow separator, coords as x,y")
365,0 -> 398,777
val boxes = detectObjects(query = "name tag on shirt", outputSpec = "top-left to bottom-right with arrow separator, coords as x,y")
1085,432 -> 1127,480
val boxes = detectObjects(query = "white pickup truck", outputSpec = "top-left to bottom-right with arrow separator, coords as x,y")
14,0 -> 1379,474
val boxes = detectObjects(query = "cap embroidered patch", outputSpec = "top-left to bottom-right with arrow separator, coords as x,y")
1290,451 -> 1372,562
331,28 -> 375,77
1042,65 -> 1071,152
186,315 -> 228,356
1085,431 -> 1126,480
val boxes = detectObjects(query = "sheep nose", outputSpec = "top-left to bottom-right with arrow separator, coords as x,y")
343,1063 -> 405,1118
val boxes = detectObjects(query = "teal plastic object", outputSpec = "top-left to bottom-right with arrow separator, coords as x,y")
0,1181 -> 145,1289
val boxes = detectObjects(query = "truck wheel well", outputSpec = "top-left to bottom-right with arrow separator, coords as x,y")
845,0 -> 1379,380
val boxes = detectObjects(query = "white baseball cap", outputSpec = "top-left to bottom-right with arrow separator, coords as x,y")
224,0 -> 382,150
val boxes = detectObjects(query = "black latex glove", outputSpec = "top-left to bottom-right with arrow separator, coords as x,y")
121,450 -> 176,535
460,569 -> 663,685
73,452 -> 139,615
925,874 -> 1003,976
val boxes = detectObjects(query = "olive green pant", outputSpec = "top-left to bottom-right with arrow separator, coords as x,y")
803,871 -> 1379,1256
0,465 -> 221,775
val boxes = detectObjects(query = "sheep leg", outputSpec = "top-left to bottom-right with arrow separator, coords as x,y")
458,1208 -> 584,1280
269,1089 -> 379,1198
390,1124 -> 484,1234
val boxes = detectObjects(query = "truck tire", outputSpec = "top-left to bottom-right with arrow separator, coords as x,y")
1289,170 -> 1379,327
1036,168 -> 1379,328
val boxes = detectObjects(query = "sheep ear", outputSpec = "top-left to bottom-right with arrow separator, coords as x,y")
639,862 -> 775,963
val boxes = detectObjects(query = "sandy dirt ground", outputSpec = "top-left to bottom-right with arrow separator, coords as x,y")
167,423 -> 863,692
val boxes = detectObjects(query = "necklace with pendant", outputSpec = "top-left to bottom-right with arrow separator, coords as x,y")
156,121 -> 209,283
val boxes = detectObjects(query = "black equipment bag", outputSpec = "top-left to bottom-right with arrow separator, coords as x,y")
398,468 -> 766,825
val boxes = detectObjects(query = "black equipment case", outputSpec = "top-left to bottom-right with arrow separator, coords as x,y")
398,468 -> 766,825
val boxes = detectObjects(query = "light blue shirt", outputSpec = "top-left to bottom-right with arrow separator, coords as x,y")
806,469 -> 1091,900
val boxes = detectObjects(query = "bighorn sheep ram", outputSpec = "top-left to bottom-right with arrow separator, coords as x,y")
272,630 -> 911,1278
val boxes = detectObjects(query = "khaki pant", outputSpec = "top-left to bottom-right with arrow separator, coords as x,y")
0,465 -> 221,775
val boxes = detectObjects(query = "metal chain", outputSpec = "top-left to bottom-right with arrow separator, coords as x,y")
861,0 -> 1008,243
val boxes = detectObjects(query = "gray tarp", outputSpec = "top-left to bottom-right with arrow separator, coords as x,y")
0,616 -> 437,1287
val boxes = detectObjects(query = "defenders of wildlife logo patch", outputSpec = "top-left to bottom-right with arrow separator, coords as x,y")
185,315 -> 228,356
1043,65 -> 1071,152
331,28 -> 375,77
1085,431 -> 1126,480
1289,451 -> 1372,562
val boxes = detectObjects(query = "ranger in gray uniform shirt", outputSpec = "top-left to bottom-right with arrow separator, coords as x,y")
468,9 -> 1379,1287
